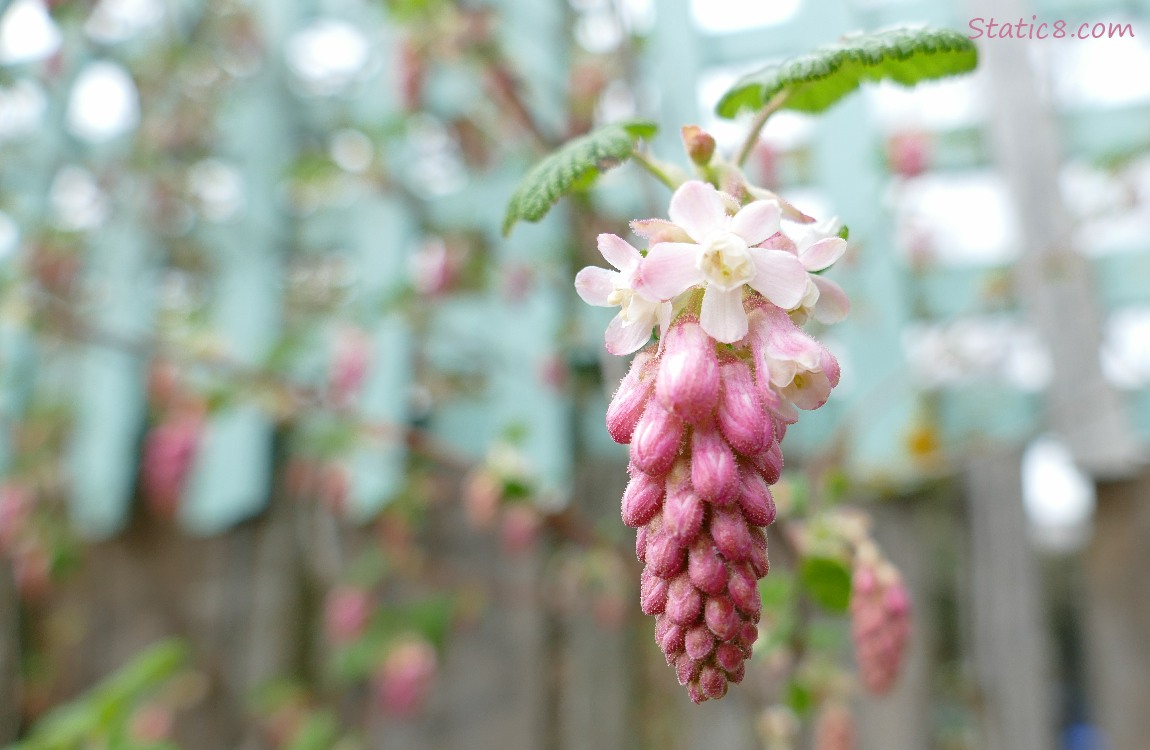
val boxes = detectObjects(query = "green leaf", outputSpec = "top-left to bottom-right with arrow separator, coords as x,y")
716,27 -> 977,118
502,121 -> 657,235
285,712 -> 341,750
799,556 -> 852,613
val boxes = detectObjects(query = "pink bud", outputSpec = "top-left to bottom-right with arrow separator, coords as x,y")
717,360 -> 771,457
737,621 -> 759,653
699,665 -> 728,700
645,532 -> 686,579
656,615 -> 686,656
621,471 -> 663,528
681,125 -> 717,166
675,653 -> 701,686
690,424 -> 739,504
710,506 -> 753,562
727,662 -> 746,684
640,568 -> 669,615
714,642 -> 744,673
606,352 -> 655,444
664,481 -> 704,542
688,539 -> 728,596
752,441 -> 784,485
686,681 -> 707,704
655,320 -> 720,424
727,563 -> 761,616
635,525 -> 648,562
748,526 -> 770,578
704,596 -> 739,640
738,467 -> 777,526
630,401 -> 684,477
685,625 -> 715,661
666,575 -> 702,625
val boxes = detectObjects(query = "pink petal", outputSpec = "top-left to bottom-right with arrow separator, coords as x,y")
699,287 -> 748,344
598,233 -> 641,273
748,249 -> 807,310
668,181 -> 727,242
635,243 -> 703,301
574,266 -> 618,307
605,313 -> 655,355
631,218 -> 692,245
800,237 -> 846,271
730,200 -> 781,246
812,276 -> 850,324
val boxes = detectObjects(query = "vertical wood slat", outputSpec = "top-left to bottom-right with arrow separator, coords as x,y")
1083,470 -> 1150,750
344,197 -> 412,520
180,0 -> 300,534
66,204 -> 154,537
856,498 -> 936,750
968,0 -> 1145,477
964,447 -> 1057,750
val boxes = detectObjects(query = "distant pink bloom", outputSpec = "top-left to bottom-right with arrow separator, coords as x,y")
410,238 -> 458,297
324,586 -> 372,644
141,412 -> 203,517
575,233 -> 672,355
851,556 -> 912,694
329,326 -> 372,407
375,637 -> 438,718
636,181 -> 807,343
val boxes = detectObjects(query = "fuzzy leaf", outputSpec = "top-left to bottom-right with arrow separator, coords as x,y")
502,121 -> 657,235
716,27 -> 977,118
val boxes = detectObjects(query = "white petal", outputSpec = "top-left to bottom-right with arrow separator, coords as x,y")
668,181 -> 727,242
731,199 -> 781,246
634,242 -> 703,301
699,286 -> 748,344
574,266 -> 620,307
812,276 -> 850,323
799,237 -> 846,271
605,313 -> 654,355
748,249 -> 808,310
597,233 -> 641,273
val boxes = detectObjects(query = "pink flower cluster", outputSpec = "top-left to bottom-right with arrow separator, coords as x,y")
850,555 -> 911,694
580,178 -> 849,702
579,177 -> 851,703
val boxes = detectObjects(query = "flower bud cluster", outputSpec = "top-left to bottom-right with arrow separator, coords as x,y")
850,546 -> 911,694
608,302 -> 839,702
582,164 -> 850,701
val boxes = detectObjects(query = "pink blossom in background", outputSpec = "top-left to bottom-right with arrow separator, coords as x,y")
374,637 -> 438,718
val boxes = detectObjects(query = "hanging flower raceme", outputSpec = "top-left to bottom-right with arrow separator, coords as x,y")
578,177 -> 850,702
850,543 -> 912,694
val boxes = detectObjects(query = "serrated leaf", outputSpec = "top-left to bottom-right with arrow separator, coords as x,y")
716,27 -> 977,118
502,121 -> 657,235
799,556 -> 852,613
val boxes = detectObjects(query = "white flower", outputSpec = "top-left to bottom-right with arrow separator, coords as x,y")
634,181 -> 808,344
575,233 -> 671,355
